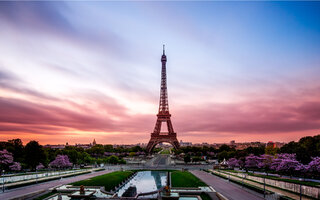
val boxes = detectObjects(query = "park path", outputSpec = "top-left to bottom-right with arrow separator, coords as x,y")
0,169 -> 112,200
212,170 -> 312,200
191,170 -> 264,200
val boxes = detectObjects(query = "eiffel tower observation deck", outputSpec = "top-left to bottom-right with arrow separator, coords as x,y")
146,46 -> 180,153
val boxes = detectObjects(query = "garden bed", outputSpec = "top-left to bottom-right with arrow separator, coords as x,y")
71,170 -> 134,191
171,171 -> 207,187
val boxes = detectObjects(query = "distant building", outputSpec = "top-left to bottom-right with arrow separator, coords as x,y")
266,141 -> 275,148
44,139 -> 97,149
180,140 -> 192,146
274,142 -> 285,148
43,144 -> 65,149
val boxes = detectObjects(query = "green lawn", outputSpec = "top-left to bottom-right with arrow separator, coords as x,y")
200,193 -> 212,200
160,149 -> 171,154
34,192 -> 58,200
171,171 -> 207,187
72,171 -> 134,191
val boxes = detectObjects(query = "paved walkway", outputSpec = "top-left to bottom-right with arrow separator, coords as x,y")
191,170 -> 264,200
213,170 -> 312,200
0,169 -> 112,200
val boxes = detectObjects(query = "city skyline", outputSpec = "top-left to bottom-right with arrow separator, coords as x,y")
1,2 -> 320,145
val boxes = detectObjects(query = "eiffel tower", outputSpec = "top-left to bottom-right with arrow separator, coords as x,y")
146,46 -> 180,153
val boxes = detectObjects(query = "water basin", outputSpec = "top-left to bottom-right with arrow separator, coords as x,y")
117,171 -> 167,198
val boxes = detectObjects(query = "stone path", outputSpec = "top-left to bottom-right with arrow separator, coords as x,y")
0,169 -> 112,200
191,170 -> 264,200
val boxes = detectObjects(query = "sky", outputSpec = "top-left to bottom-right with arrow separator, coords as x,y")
0,1 -> 320,145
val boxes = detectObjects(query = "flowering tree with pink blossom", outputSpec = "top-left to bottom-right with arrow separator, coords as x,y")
227,158 -> 239,169
9,162 -> 21,171
277,153 -> 296,160
36,163 -> 45,170
49,155 -> 72,169
270,158 -> 282,171
258,154 -> 274,175
295,164 -> 308,173
306,157 -> 320,173
276,159 -> 300,177
270,153 -> 296,171
0,149 -> 14,172
245,154 -> 261,172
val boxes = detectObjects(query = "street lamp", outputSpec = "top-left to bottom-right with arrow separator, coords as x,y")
242,173 -> 244,188
299,178 -> 302,200
263,172 -> 266,198
2,170 -> 5,193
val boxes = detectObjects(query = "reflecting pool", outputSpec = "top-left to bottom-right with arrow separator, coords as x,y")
117,171 -> 167,198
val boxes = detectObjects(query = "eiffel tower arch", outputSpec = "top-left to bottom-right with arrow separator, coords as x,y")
146,46 -> 180,153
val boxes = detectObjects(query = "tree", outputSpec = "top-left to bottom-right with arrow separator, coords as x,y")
227,158 -> 239,168
24,141 -> 46,170
270,153 -> 296,172
218,150 -> 229,161
86,144 -> 105,157
280,135 -> 320,164
49,155 -> 72,169
245,154 -> 261,172
295,163 -> 308,179
257,154 -> 274,175
245,146 -> 265,156
36,163 -> 45,170
7,139 -> 24,163
270,158 -> 282,171
184,155 -> 191,164
107,155 -> 119,164
276,159 -> 300,177
218,144 -> 231,152
307,157 -> 320,174
9,162 -> 21,171
265,146 -> 278,155
0,149 -> 14,171
129,152 -> 136,157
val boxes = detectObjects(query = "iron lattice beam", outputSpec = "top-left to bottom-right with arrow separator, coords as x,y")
147,46 -> 180,153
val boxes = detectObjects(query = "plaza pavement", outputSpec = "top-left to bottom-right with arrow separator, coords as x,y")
191,170 -> 264,200
0,169 -> 112,200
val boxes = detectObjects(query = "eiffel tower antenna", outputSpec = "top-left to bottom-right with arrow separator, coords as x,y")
163,44 -> 165,55
146,46 -> 180,154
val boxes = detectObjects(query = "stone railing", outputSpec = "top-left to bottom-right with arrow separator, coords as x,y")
219,170 -> 320,199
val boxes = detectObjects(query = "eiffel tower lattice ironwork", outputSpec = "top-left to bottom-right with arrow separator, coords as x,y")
146,46 -> 180,153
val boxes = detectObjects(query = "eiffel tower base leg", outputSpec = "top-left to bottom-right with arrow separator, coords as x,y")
146,135 -> 180,154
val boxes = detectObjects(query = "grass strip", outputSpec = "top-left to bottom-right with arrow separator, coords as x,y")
160,149 -> 170,154
200,192 -> 212,200
71,170 -> 134,191
171,171 -> 207,187
33,191 -> 57,200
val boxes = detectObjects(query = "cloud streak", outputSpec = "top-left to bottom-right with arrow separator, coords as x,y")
0,2 -> 320,144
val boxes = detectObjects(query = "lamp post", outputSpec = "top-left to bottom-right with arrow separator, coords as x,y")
2,170 -> 5,193
263,172 -> 266,198
299,178 -> 302,200
242,173 -> 244,188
